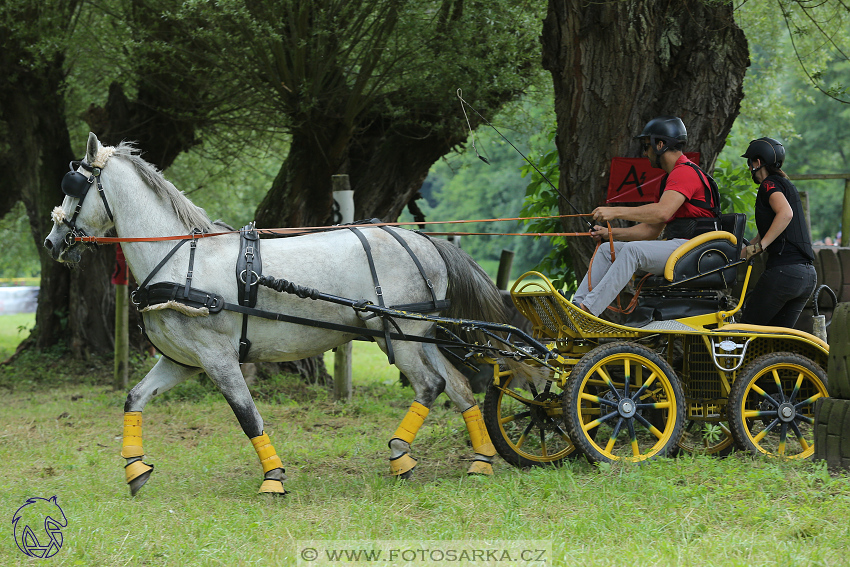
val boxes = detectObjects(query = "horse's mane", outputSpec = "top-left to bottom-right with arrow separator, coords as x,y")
111,142 -> 216,233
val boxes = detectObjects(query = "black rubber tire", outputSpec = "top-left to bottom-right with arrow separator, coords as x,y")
827,303 -> 850,399
483,369 -> 577,467
563,342 -> 685,464
727,352 -> 828,459
814,398 -> 850,468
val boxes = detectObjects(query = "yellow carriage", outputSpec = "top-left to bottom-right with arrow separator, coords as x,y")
480,217 -> 829,466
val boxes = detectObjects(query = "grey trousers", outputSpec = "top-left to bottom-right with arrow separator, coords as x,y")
572,239 -> 687,316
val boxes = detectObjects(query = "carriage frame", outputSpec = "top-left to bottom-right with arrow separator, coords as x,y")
475,264 -> 829,467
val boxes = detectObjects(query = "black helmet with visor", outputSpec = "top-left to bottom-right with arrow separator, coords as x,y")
741,137 -> 785,169
635,116 -> 687,167
741,137 -> 785,183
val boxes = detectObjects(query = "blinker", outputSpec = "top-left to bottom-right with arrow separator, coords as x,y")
61,160 -> 96,198
61,170 -> 93,199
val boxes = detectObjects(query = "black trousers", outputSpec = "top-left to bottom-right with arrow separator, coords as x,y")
740,263 -> 817,328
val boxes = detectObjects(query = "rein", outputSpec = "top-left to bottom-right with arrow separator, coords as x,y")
585,222 -> 652,315
67,213 -> 595,244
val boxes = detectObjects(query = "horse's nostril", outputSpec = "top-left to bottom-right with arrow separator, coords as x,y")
44,238 -> 53,250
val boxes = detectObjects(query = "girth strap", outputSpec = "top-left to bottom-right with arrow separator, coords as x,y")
378,226 -> 439,306
347,227 -> 395,364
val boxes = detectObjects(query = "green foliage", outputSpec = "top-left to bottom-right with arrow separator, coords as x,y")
783,58 -> 850,242
722,1 -> 850,242
0,313 -> 34,360
712,155 -> 759,238
168,0 -> 545,136
0,202 -> 41,279
164,143 -> 285,228
408,91 -> 557,278
518,132 -> 577,291
416,141 -> 555,278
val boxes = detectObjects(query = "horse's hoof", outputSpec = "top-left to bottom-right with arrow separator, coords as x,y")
259,479 -> 287,495
389,453 -> 417,477
126,461 -> 154,496
396,467 -> 416,480
467,460 -> 494,476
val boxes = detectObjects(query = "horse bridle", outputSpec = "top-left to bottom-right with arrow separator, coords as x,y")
60,159 -> 114,245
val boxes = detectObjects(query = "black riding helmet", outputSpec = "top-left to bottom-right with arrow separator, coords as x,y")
635,116 -> 687,167
741,137 -> 785,169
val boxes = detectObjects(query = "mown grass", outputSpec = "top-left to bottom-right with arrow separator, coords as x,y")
2,341 -> 850,566
0,313 -> 35,361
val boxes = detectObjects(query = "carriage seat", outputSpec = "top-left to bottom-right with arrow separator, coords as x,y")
643,213 -> 746,290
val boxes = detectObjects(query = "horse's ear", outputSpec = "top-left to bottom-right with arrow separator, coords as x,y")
86,132 -> 100,163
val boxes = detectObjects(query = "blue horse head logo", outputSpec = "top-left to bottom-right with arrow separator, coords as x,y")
12,496 -> 67,558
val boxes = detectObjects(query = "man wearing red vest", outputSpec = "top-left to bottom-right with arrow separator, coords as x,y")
571,116 -> 720,316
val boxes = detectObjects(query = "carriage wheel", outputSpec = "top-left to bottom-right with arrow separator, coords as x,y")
563,342 -> 685,463
727,352 -> 828,459
677,418 -> 734,456
483,370 -> 576,467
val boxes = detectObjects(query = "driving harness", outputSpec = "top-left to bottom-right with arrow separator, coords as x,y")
131,221 -> 450,366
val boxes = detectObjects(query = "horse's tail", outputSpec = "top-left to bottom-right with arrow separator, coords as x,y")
429,237 -> 509,326
430,236 -> 537,384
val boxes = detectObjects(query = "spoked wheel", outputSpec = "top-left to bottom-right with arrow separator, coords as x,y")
483,370 -> 576,467
564,342 -> 685,463
727,352 -> 828,459
677,418 -> 734,456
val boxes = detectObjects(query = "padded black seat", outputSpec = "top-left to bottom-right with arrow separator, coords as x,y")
643,213 -> 746,291
617,213 -> 747,325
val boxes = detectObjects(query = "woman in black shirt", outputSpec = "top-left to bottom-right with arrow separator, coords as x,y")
739,138 -> 816,327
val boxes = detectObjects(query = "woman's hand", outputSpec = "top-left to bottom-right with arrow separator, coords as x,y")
743,242 -> 763,260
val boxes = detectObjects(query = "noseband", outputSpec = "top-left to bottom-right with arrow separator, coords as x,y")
60,159 -> 114,244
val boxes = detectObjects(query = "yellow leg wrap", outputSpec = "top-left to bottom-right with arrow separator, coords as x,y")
251,432 -> 283,474
259,479 -> 286,494
124,460 -> 153,484
462,405 -> 496,457
121,412 -> 145,458
392,402 -> 430,445
467,460 -> 494,476
389,453 -> 418,476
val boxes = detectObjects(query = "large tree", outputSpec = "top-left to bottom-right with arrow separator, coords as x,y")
172,0 -> 545,229
0,0 -> 244,358
1,0 -> 543,379
0,0 -> 93,353
542,0 -> 750,273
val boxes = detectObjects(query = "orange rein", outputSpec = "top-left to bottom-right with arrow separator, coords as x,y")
586,221 -> 649,315
70,213 -> 595,244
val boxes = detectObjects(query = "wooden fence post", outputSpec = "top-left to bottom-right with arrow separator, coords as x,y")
790,173 -> 850,244
799,191 -> 812,241
332,175 -> 354,402
496,249 -> 515,290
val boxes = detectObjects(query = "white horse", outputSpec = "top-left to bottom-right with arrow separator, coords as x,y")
44,133 -> 507,496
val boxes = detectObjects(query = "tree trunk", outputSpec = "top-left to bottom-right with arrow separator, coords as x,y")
0,52 -> 119,356
542,0 -> 749,274
348,107 -> 474,222
255,127 -> 351,228
81,82 -> 200,171
251,110 -> 477,387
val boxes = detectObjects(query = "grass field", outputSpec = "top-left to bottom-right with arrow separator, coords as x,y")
2,341 -> 850,566
0,313 -> 34,360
